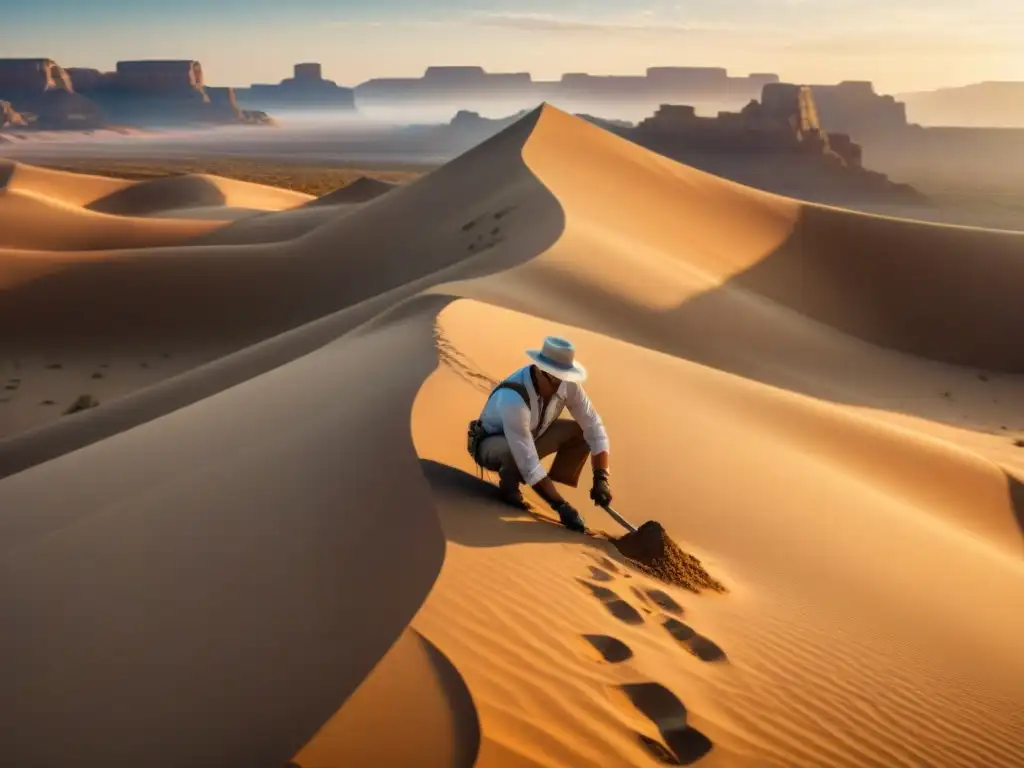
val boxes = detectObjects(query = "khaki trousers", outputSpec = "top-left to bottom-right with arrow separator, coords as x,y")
477,418 -> 590,492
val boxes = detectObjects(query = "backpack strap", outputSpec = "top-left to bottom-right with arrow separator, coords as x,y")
489,380 -> 529,407
468,379 -> 536,467
489,380 -> 543,439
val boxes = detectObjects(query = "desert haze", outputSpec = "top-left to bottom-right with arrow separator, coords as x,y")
1,105 -> 1023,768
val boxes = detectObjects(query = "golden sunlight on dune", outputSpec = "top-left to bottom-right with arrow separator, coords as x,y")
1,106 -> 1022,767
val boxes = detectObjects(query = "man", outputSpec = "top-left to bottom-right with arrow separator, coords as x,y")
467,336 -> 613,533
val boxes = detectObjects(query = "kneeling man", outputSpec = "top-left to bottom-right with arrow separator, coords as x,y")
467,336 -> 613,533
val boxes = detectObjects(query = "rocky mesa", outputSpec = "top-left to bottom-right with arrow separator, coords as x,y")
234,63 -> 355,112
623,83 -> 922,204
439,83 -> 922,205
1,100 -> 27,128
67,60 -> 273,126
0,58 -> 273,130
0,59 -> 106,129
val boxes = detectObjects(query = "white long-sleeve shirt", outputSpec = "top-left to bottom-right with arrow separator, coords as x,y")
477,365 -> 610,486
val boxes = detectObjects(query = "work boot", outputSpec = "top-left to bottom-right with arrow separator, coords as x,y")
498,486 -> 532,510
493,462 -> 528,512
497,470 -> 531,511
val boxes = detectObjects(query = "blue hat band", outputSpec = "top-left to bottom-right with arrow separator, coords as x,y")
534,352 -> 576,371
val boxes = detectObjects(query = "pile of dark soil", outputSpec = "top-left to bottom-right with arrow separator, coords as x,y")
612,521 -> 725,594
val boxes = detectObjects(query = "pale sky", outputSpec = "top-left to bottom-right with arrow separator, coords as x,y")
3,0 -> 1021,94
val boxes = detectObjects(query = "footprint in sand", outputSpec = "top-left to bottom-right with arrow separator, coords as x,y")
630,586 -> 651,606
629,587 -> 657,615
581,634 -> 634,664
662,618 -> 727,663
588,565 -> 615,583
586,553 -> 625,576
577,580 -> 644,625
617,682 -> 713,765
645,589 -> 684,616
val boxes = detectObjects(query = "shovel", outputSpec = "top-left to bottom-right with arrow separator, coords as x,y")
599,503 -> 639,534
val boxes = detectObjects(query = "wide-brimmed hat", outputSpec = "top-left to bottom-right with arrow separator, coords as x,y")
526,336 -> 587,382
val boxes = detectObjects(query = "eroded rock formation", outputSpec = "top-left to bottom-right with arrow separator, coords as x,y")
0,58 -> 275,129
1,100 -> 27,128
67,59 -> 272,126
627,83 -> 920,202
353,65 -> 780,113
0,58 -> 73,92
633,83 -> 860,167
206,86 -> 274,125
114,60 -> 205,91
810,81 -> 908,137
236,63 -> 355,111
0,59 -> 106,128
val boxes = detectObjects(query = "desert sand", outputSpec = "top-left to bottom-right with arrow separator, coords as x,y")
1,105 -> 1023,768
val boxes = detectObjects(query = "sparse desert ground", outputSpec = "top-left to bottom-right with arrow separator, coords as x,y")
18,153 -> 1024,232
20,157 -> 426,196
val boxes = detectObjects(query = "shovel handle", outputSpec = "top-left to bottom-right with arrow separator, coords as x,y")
601,504 -> 638,534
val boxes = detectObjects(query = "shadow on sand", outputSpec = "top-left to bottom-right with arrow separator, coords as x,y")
418,458 -> 629,551
619,682 -> 714,766
517,201 -> 1024,546
1005,473 -> 1024,542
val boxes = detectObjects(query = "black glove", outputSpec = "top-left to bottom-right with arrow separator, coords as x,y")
590,468 -> 612,507
554,501 -> 586,533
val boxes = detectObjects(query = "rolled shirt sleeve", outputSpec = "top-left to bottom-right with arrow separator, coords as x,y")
565,383 -> 610,455
497,391 -> 548,486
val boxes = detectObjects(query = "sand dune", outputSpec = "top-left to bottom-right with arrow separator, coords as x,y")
0,160 -> 313,251
0,110 -> 560,443
0,186 -> 223,250
291,627 -> 480,768
304,175 -> 399,207
86,172 -> 313,216
193,204 -> 358,244
1,158 -> 133,206
1,105 -> 1023,768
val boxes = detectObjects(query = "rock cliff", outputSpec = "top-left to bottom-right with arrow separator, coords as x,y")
353,65 -> 778,113
68,59 -> 272,127
0,58 -> 73,93
114,60 -> 205,91
235,63 -> 355,111
206,86 -> 274,125
809,81 -> 908,137
0,58 -> 274,129
1,100 -> 27,128
628,84 -> 921,203
430,88 -> 918,204
633,83 -> 860,167
0,59 -> 106,128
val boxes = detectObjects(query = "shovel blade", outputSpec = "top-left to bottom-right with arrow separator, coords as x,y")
601,504 -> 638,534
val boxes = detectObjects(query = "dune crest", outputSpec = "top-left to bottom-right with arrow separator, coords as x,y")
304,175 -> 398,207
86,172 -> 313,216
291,628 -> 480,768
0,158 -> 133,206
1,105 -> 1023,767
